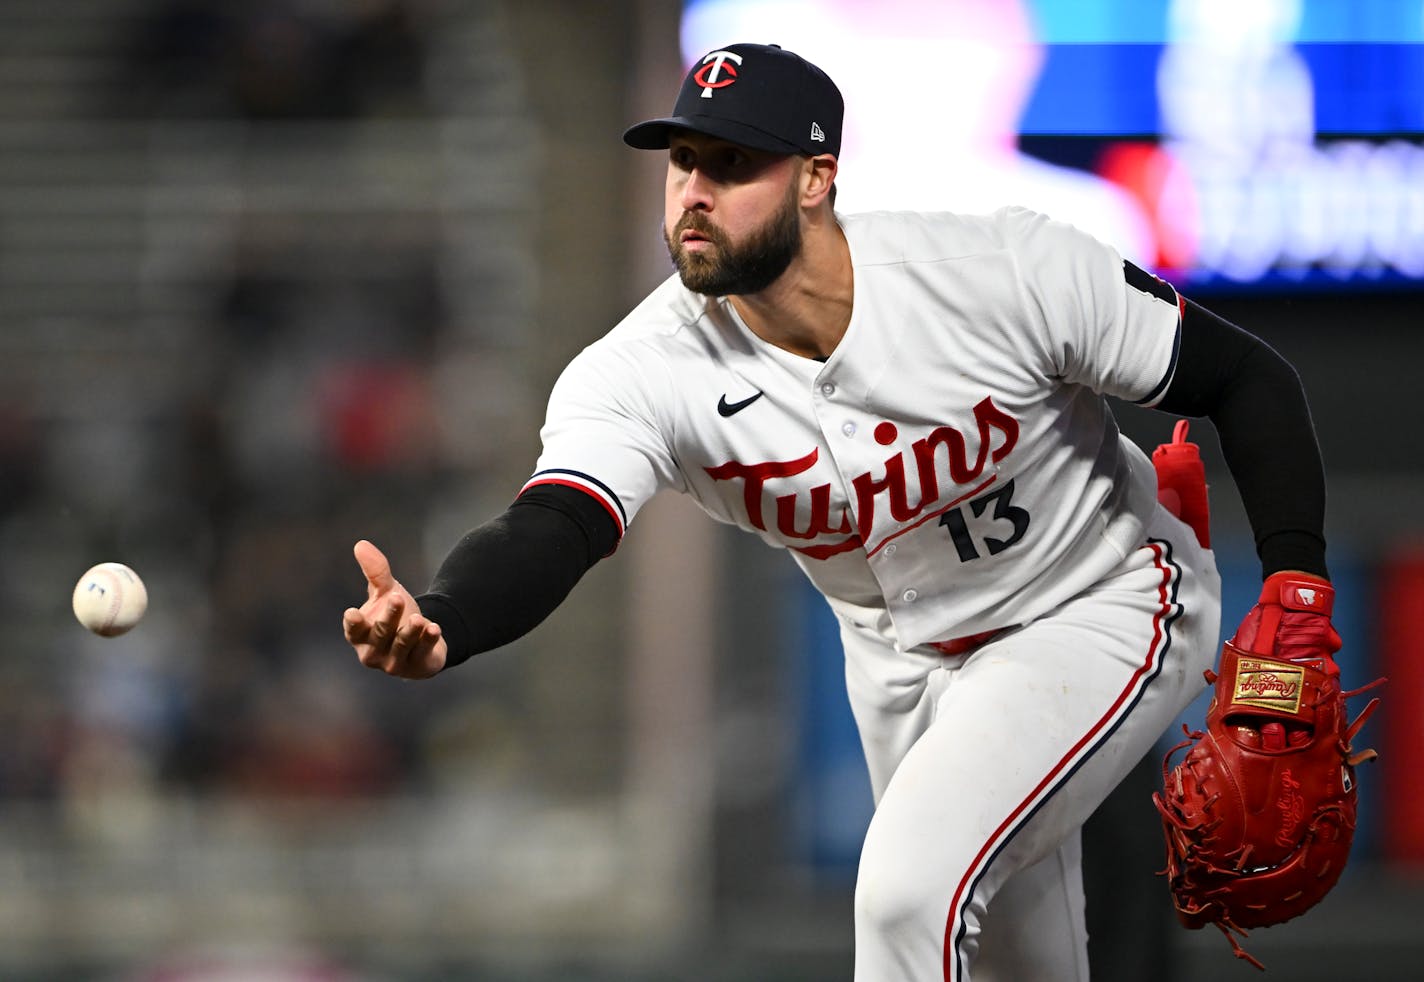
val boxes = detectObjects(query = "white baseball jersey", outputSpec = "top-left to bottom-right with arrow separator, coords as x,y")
525,206 -> 1183,653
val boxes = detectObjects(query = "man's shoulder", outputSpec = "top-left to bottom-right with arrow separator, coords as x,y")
839,206 -> 1056,263
601,273 -> 716,344
563,274 -> 721,381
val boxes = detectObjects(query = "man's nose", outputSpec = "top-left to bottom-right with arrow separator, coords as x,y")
680,167 -> 714,211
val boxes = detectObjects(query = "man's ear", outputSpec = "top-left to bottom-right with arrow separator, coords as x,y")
801,154 -> 838,208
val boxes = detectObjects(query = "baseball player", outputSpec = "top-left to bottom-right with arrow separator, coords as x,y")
344,43 -> 1340,980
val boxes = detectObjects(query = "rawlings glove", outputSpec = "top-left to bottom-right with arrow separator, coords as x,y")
1152,571 -> 1384,970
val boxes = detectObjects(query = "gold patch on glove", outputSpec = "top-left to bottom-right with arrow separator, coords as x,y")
1231,657 -> 1304,714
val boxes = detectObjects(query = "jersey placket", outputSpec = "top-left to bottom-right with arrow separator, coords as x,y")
808,365 -> 929,623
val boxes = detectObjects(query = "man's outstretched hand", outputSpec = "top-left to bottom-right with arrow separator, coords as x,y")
343,539 -> 447,679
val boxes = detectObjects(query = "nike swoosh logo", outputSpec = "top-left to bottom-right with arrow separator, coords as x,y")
717,390 -> 764,417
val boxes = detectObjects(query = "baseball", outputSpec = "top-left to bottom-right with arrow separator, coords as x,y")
72,562 -> 148,637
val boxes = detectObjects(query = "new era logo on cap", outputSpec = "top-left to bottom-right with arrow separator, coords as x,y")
623,42 -> 844,158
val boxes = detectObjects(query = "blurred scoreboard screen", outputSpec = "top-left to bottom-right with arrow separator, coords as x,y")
682,0 -> 1424,291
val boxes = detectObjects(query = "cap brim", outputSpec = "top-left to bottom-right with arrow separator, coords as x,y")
622,114 -> 803,155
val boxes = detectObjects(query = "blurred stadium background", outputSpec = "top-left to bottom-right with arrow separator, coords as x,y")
0,1 -> 1421,979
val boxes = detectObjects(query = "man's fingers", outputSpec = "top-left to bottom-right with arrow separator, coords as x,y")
347,613 -> 446,678
353,539 -> 397,594
392,612 -> 428,654
342,607 -> 370,644
373,594 -> 405,638
343,555 -> 445,679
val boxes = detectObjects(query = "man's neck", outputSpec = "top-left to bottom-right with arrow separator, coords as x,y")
729,218 -> 852,361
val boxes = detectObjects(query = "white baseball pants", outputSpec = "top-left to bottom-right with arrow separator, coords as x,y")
843,506 -> 1220,981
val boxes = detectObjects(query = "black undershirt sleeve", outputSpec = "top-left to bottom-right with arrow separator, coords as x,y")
1156,297 -> 1328,578
414,484 -> 620,668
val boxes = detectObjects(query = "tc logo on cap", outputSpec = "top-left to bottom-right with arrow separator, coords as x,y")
694,50 -> 742,98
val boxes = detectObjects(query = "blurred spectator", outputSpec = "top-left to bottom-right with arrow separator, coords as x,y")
118,0 -> 237,117
229,5 -> 353,119
0,399 -> 41,516
334,0 -> 432,117
120,0 -> 432,119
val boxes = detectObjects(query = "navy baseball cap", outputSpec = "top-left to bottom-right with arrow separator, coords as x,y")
623,43 -> 843,158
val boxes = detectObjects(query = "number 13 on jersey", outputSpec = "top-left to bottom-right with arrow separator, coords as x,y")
939,479 -> 1030,562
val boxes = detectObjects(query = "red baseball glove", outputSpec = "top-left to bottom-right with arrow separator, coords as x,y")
1152,572 -> 1384,970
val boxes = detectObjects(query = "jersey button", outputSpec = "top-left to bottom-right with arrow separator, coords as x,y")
902,589 -> 918,602
884,543 -> 896,556
842,421 -> 856,437
820,382 -> 836,396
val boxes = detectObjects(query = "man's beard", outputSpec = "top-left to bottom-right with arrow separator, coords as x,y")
664,183 -> 802,297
